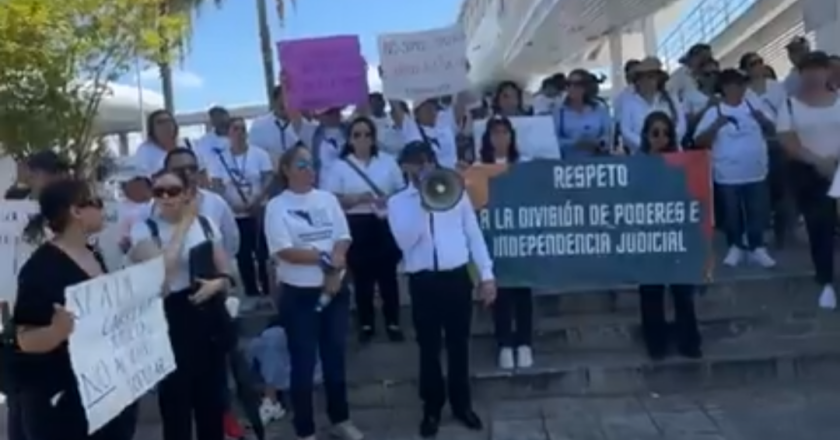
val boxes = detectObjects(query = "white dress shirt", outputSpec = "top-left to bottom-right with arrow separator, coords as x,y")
387,185 -> 493,281
400,119 -> 458,168
371,115 -> 407,156
618,91 -> 687,153
323,153 -> 404,215
208,146 -> 273,215
248,113 -> 301,166
264,189 -> 351,287
195,132 -> 230,160
132,140 -> 207,175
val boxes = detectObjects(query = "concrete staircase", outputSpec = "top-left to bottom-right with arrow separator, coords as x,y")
235,242 -> 840,409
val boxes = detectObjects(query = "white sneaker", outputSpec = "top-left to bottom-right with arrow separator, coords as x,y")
748,247 -> 776,268
819,285 -> 837,310
516,345 -> 534,368
498,347 -> 515,370
722,246 -> 744,267
258,398 -> 285,425
330,420 -> 364,440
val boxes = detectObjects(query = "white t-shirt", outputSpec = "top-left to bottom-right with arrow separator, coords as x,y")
695,101 -> 770,184
209,146 -> 273,214
132,140 -> 207,175
322,154 -> 404,215
776,95 -> 840,158
683,89 -> 713,116
401,120 -> 458,168
263,189 -> 351,288
618,91 -> 687,153
129,215 -> 223,291
371,115 -> 406,156
746,80 -> 786,119
248,114 -> 301,166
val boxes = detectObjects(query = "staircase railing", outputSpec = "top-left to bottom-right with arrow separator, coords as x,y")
658,0 -> 758,70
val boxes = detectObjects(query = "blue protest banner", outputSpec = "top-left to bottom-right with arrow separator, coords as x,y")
465,151 -> 714,291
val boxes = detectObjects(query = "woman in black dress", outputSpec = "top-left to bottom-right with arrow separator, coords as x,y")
13,178 -> 138,440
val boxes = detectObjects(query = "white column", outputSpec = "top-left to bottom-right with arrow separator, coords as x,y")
641,15 -> 658,56
810,0 -> 840,55
117,133 -> 129,157
608,29 -> 625,97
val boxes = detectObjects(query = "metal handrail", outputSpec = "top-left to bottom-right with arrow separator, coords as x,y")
657,0 -> 758,70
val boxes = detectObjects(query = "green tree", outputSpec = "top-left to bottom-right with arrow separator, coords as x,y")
0,0 -> 187,174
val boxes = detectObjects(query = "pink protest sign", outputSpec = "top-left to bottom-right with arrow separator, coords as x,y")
277,35 -> 369,111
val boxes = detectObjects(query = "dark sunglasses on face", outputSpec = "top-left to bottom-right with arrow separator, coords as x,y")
171,164 -> 199,174
152,186 -> 184,199
567,80 -> 586,88
293,159 -> 313,170
351,131 -> 372,139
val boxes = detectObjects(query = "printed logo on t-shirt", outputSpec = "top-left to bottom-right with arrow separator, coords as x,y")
288,207 -> 333,242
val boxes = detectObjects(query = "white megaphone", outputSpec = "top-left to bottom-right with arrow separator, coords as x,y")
420,167 -> 465,212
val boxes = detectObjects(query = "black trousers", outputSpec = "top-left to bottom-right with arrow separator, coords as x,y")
235,216 -> 270,296
638,284 -> 701,353
408,266 -> 473,416
789,161 -> 836,285
493,287 -> 533,348
767,144 -> 796,245
158,289 -> 227,440
19,387 -> 137,440
346,214 -> 401,329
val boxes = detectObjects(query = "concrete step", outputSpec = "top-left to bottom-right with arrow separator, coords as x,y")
341,332 -> 840,408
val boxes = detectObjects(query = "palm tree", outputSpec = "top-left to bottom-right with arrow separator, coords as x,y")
157,0 -> 224,112
257,0 -> 297,103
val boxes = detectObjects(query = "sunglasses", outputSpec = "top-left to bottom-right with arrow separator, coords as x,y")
171,164 -> 199,173
351,131 -> 372,139
293,159 -> 313,170
567,80 -> 586,87
77,198 -> 104,209
152,186 -> 184,199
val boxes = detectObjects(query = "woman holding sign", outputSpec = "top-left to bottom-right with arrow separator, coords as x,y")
479,116 -> 535,369
14,179 -> 139,440
323,116 -> 405,343
637,112 -> 702,360
129,168 -> 233,440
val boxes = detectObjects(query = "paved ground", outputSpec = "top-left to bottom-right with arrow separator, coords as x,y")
101,383 -> 840,439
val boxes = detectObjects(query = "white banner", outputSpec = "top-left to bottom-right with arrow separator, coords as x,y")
0,201 -> 122,302
472,116 -> 561,160
64,257 -> 174,434
378,25 -> 469,101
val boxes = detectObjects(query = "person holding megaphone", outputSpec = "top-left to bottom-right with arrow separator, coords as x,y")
387,140 -> 496,438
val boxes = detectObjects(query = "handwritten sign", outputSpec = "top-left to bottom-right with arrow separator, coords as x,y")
278,35 -> 368,111
64,257 -> 174,433
472,116 -> 561,160
472,152 -> 714,289
0,201 -> 122,302
377,25 -> 469,101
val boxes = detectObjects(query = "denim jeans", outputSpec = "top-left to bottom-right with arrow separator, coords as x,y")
717,181 -> 770,250
246,326 -> 322,391
280,284 -> 350,438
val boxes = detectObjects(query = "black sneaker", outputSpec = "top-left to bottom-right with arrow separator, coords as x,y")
386,325 -> 405,342
358,326 -> 375,343
419,413 -> 440,438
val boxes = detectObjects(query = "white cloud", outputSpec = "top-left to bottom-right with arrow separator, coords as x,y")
366,65 -> 382,93
139,68 -> 204,89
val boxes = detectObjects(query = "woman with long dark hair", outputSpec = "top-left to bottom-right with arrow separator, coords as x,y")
263,145 -> 362,440
636,112 -> 702,360
491,81 -> 530,116
323,116 -> 405,343
133,109 -> 190,175
479,117 -> 533,368
14,179 -> 139,440
556,69 -> 612,158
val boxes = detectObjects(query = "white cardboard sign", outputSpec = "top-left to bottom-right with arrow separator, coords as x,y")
472,116 -> 562,160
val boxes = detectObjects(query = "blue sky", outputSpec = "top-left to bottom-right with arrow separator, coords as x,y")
126,0 -> 459,112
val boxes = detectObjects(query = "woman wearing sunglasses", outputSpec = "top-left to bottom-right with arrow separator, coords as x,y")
323,116 -> 405,343
555,69 -> 612,158
263,145 -> 363,440
636,112 -> 702,361
14,179 -> 139,440
129,169 -> 232,440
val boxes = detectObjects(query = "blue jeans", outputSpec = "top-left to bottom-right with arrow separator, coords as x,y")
280,284 -> 350,438
246,326 -> 322,391
717,181 -> 770,250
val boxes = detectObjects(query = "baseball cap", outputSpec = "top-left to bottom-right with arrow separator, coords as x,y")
26,150 -> 70,175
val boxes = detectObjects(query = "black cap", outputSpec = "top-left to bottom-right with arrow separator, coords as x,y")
26,150 -> 69,175
717,68 -> 747,86
680,44 -> 711,64
398,141 -> 437,165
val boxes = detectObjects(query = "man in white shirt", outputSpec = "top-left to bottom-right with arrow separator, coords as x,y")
783,36 -> 810,95
386,141 -> 495,438
195,106 -> 231,159
249,85 -> 302,167
401,99 -> 459,168
667,43 -> 713,101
